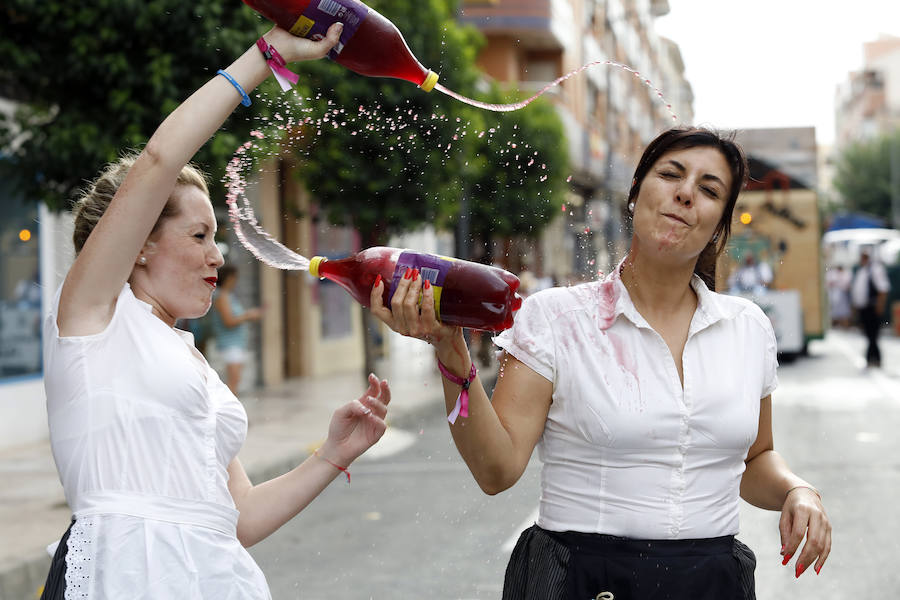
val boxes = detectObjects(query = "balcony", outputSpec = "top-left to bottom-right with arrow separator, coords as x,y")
459,0 -> 572,50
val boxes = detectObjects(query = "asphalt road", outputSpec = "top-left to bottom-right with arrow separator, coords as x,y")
250,328 -> 900,599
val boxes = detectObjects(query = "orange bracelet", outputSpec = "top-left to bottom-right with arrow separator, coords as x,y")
314,449 -> 350,484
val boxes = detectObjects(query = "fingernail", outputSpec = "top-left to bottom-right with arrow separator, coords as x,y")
412,269 -> 419,281
423,279 -> 431,290
815,564 -> 822,575
780,544 -> 785,555
404,267 -> 412,280
782,553 -> 792,566
374,274 -> 382,287
795,563 -> 805,578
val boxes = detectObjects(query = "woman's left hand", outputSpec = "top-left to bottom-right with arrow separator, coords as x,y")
319,373 -> 391,467
780,487 -> 832,577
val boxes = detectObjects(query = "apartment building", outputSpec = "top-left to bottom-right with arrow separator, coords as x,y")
459,0 -> 694,279
835,34 -> 900,151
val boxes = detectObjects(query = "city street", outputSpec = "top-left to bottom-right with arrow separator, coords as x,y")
250,328 -> 900,599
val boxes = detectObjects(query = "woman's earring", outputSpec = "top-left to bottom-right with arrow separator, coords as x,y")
138,256 -> 147,265
627,202 -> 635,214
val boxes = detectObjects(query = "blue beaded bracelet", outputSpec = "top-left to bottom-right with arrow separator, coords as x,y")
217,69 -> 251,107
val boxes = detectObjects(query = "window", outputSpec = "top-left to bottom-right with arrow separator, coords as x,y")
0,183 -> 41,379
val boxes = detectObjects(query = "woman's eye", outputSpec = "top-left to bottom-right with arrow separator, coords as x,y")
660,171 -> 678,179
194,233 -> 206,239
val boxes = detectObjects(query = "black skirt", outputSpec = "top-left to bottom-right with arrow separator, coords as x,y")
40,519 -> 75,600
503,525 -> 756,600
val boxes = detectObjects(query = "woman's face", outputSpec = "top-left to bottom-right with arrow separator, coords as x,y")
631,146 -> 732,266
134,185 -> 224,324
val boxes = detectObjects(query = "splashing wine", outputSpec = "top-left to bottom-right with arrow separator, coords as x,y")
435,60 -> 677,120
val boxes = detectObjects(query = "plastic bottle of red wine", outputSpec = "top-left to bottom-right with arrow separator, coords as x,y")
309,247 -> 523,331
243,0 -> 439,91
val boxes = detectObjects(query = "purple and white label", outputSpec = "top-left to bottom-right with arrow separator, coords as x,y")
295,0 -> 369,59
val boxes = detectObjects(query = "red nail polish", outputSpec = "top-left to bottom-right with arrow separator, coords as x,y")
412,269 -> 419,281
781,553 -> 792,566
795,563 -> 804,578
374,274 -> 382,287
423,279 -> 431,290
404,267 -> 412,280
815,564 -> 822,575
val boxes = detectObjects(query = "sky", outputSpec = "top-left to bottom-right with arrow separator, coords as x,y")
654,1 -> 900,146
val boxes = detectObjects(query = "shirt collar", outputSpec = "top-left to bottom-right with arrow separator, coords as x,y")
603,258 -> 743,332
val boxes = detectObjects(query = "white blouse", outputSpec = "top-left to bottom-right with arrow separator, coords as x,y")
44,283 -> 270,599
494,269 -> 778,540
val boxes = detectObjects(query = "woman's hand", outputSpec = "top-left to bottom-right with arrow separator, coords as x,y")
780,487 -> 832,577
369,268 -> 458,345
262,22 -> 344,63
318,373 -> 390,467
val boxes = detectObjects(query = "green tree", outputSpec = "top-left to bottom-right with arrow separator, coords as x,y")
0,1 -> 265,209
832,129 -> 900,221
465,84 -> 569,261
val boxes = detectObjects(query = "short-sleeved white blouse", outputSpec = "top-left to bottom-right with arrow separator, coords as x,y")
44,283 -> 270,599
493,268 -> 778,540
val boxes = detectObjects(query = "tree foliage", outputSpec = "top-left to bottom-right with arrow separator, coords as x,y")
832,129 -> 900,220
0,1 -> 264,209
1,0 -> 569,249
272,0 -> 569,245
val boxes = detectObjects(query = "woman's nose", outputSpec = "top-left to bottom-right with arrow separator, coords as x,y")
210,244 -> 225,268
676,182 -> 694,206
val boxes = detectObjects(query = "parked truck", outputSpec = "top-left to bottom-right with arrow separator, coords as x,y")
716,159 -> 826,359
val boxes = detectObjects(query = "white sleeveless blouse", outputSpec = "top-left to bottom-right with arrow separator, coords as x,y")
44,283 -> 270,598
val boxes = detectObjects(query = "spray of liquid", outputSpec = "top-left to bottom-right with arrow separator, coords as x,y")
435,60 -> 678,121
226,60 -> 677,270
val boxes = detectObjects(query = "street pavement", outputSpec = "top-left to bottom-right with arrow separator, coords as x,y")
0,327 -> 898,599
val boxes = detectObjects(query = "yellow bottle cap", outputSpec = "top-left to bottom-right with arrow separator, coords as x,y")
309,256 -> 325,278
419,70 -> 439,93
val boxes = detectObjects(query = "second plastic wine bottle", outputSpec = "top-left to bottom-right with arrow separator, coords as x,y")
309,247 -> 523,331
242,0 -> 439,92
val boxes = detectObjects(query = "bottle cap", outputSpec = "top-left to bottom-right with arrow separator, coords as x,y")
309,256 -> 325,277
419,70 -> 439,93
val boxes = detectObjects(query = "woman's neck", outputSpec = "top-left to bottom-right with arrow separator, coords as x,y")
619,251 -> 697,321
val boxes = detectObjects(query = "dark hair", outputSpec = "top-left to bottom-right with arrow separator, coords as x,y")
626,127 -> 748,290
218,264 -> 239,287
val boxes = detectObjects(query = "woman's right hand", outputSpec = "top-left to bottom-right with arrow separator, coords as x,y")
262,22 -> 344,63
369,269 -> 471,373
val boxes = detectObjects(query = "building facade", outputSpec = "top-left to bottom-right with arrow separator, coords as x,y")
835,35 -> 900,152
459,0 -> 694,280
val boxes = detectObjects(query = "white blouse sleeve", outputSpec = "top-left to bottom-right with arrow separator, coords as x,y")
493,292 -> 556,382
760,312 -> 779,398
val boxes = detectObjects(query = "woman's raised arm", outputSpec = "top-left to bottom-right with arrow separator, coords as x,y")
58,24 -> 343,335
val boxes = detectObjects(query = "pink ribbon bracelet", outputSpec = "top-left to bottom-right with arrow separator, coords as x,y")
438,359 -> 476,424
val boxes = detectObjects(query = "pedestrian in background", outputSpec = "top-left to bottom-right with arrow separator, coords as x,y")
851,248 -> 891,368
826,264 -> 852,328
40,23 -> 391,600
374,127 -> 830,599
210,263 -> 262,395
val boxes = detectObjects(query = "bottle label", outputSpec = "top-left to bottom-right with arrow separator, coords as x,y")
290,0 -> 370,59
388,251 -> 454,320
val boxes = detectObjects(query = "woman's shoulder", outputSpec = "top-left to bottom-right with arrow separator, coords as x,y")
522,282 -> 600,315
707,290 -> 774,334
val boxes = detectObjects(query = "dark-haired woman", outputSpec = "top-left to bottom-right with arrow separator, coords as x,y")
372,127 -> 831,599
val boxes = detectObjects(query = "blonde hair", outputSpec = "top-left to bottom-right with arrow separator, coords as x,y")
72,153 -> 210,254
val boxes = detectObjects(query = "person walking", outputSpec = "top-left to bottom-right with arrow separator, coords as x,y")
210,263 -> 262,395
40,23 -> 392,599
851,249 -> 891,368
372,127 -> 830,599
